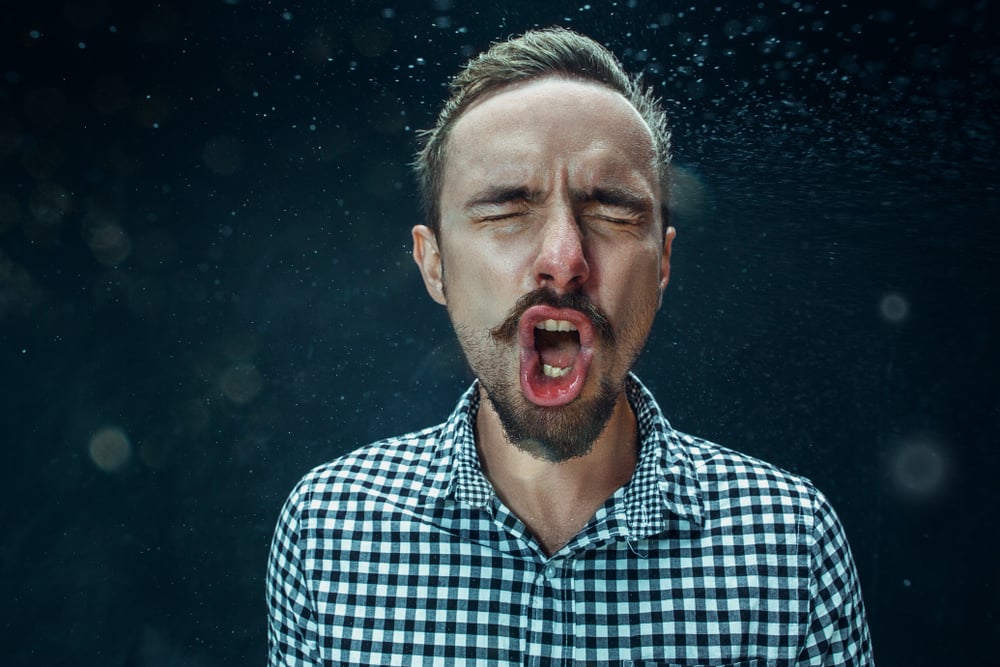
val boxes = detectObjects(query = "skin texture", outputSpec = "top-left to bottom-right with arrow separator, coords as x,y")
412,76 -> 676,554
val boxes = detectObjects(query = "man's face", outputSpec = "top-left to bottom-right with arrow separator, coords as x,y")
413,76 -> 674,461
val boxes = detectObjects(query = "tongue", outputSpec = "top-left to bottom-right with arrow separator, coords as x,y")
538,338 -> 579,368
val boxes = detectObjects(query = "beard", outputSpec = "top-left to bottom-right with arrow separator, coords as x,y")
482,364 -> 620,462
452,288 -> 649,463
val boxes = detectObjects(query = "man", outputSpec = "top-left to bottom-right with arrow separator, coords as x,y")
268,27 -> 874,665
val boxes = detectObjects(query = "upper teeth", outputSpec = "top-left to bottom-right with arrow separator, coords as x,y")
535,319 -> 577,332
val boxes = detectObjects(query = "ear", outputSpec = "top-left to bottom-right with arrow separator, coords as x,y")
412,224 -> 446,305
658,226 -> 676,307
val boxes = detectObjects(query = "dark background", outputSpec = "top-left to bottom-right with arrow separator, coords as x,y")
1,0 -> 997,665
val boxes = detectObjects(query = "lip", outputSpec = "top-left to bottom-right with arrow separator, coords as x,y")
517,305 -> 596,407
516,305 -> 597,348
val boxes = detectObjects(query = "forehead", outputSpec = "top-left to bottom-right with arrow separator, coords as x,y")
441,77 -> 658,197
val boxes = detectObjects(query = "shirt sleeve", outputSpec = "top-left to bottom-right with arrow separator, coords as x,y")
796,488 -> 875,666
267,485 -> 321,666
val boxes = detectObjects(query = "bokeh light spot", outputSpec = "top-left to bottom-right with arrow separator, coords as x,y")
890,437 -> 948,499
88,222 -> 133,267
220,362 -> 263,405
88,426 -> 132,472
880,292 -> 909,323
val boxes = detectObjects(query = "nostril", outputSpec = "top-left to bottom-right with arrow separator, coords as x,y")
534,233 -> 590,287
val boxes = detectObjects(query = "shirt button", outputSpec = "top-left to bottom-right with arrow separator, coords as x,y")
543,562 -> 558,578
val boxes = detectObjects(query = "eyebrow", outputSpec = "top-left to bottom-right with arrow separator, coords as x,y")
462,184 -> 654,215
572,186 -> 653,215
463,186 -> 542,212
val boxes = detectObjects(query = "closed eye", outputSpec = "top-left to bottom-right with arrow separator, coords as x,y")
583,210 -> 645,227
477,208 -> 531,224
481,211 -> 525,221
592,213 -> 640,225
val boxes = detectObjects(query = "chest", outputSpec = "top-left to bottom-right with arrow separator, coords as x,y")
303,509 -> 809,665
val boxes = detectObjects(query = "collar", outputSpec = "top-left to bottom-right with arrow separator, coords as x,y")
421,374 -> 705,536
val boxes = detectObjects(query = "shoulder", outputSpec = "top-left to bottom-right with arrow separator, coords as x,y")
671,428 -> 832,531
681,430 -> 817,496
628,375 -> 834,533
283,422 -> 446,517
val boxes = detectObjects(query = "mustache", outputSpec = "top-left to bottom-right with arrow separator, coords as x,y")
489,288 -> 616,345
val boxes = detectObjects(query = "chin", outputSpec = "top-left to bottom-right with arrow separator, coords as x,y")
484,375 -> 620,463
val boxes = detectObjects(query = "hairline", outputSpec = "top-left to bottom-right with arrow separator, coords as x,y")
413,29 -> 672,239
440,73 -> 664,213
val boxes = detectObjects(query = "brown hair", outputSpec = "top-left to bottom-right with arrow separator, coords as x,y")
413,27 -> 672,233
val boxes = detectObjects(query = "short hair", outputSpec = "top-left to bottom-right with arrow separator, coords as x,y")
413,27 -> 672,233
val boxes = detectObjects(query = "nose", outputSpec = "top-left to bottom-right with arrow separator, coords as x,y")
532,205 -> 590,292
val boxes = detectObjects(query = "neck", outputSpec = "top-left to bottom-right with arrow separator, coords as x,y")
474,388 -> 638,555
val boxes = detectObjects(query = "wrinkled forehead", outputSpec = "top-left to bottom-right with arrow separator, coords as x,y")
441,77 -> 660,197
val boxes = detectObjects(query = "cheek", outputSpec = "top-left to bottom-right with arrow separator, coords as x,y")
441,251 -> 514,324
603,247 -> 664,315
602,243 -> 662,284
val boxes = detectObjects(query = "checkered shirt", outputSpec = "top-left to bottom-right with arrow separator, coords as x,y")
267,375 -> 874,666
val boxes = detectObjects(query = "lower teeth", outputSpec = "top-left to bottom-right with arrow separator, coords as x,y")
542,364 -> 571,378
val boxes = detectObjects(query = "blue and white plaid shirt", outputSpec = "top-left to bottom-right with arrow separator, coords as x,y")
267,375 -> 873,666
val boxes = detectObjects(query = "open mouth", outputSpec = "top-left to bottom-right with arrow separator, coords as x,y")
517,305 -> 596,407
535,318 -> 580,377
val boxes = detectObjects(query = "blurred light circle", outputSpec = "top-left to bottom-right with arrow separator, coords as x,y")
880,293 -> 909,323
89,426 -> 131,472
220,362 -> 263,405
88,222 -> 132,266
891,439 -> 946,497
